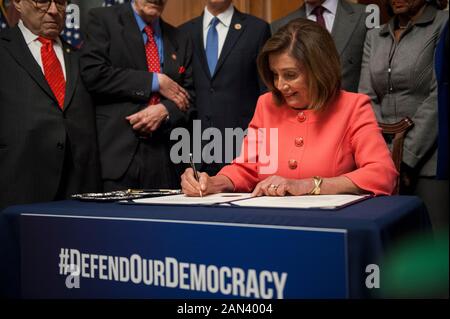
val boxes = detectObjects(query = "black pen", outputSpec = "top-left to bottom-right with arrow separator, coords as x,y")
189,153 -> 203,197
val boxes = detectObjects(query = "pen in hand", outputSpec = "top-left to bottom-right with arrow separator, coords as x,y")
189,153 -> 203,197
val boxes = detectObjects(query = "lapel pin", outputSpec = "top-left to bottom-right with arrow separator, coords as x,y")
171,53 -> 177,61
66,48 -> 71,53
235,23 -> 242,30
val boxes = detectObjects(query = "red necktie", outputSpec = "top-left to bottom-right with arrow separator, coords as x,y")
38,36 -> 66,109
144,25 -> 161,105
312,6 -> 326,29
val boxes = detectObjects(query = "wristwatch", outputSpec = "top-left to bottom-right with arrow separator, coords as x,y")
309,176 -> 323,195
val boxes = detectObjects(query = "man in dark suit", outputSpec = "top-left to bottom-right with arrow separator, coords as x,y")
0,0 -> 101,211
80,0 -> 195,191
180,0 -> 271,176
272,0 -> 367,93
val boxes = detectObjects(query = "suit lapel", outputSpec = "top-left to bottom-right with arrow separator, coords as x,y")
213,9 -> 246,78
331,0 -> 358,56
192,15 -> 212,80
2,27 -> 56,103
296,6 -> 307,19
119,4 -> 147,71
62,42 -> 78,111
161,20 -> 179,76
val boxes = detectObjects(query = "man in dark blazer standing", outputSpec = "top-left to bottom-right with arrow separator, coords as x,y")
0,0 -> 101,211
80,0 -> 195,191
272,0 -> 367,93
180,0 -> 271,176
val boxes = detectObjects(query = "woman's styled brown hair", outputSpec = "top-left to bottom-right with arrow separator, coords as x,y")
257,18 -> 341,111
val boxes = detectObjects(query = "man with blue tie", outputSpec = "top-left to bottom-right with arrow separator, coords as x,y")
180,0 -> 271,176
80,0 -> 195,191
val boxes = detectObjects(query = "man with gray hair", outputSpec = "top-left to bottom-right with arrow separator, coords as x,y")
80,0 -> 195,191
0,0 -> 101,210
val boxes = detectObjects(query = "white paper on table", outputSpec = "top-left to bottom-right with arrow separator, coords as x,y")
230,195 -> 371,209
126,193 -> 253,205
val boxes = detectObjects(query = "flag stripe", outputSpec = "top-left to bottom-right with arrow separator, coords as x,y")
0,0 -> 8,31
61,0 -> 130,47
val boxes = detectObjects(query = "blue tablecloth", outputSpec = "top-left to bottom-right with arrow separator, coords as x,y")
0,196 -> 430,298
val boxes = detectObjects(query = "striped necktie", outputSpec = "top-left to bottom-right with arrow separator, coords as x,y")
38,36 -> 66,109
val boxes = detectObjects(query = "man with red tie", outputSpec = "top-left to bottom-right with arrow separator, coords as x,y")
0,0 -> 101,210
80,0 -> 195,192
271,0 -> 368,93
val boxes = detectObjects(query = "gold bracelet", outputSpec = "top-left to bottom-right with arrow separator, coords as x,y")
309,176 -> 323,195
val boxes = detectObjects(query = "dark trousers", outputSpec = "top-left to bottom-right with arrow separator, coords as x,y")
415,178 -> 449,233
103,139 -> 181,192
55,140 -> 82,200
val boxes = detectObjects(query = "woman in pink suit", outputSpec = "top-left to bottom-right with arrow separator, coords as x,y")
181,18 -> 398,197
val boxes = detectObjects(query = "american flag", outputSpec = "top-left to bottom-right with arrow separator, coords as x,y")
61,2 -> 82,48
103,0 -> 129,7
0,0 -> 8,31
61,0 -> 130,47
0,13 -> 7,31
61,25 -> 82,48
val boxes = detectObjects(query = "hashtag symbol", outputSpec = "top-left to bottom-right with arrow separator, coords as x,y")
59,248 -> 69,275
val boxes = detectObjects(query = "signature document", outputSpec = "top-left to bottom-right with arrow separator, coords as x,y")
125,193 -> 253,206
232,195 -> 371,209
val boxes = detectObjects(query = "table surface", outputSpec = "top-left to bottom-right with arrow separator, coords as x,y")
0,196 -> 431,298
2,195 -> 428,229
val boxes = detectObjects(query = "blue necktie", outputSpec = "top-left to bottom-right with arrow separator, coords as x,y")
206,17 -> 219,76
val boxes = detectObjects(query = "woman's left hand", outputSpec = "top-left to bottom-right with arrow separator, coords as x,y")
251,176 -> 314,197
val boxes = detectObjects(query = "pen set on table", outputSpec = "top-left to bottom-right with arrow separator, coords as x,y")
126,189 -> 182,195
189,153 -> 203,197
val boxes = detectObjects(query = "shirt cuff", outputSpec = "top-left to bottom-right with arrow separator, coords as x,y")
151,73 -> 160,93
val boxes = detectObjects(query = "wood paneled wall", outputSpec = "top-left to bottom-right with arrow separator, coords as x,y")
162,0 -> 305,26
161,0 -> 392,29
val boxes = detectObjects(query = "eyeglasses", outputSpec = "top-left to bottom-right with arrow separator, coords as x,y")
30,0 -> 68,13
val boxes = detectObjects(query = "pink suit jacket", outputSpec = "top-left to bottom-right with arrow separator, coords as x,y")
218,91 -> 398,195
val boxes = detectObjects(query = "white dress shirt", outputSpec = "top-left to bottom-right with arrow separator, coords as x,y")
203,4 -> 235,59
18,20 -> 67,80
305,0 -> 338,33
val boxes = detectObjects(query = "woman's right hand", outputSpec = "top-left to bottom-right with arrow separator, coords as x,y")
180,168 -> 212,197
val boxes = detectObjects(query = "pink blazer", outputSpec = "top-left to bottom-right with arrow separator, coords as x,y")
218,91 -> 398,195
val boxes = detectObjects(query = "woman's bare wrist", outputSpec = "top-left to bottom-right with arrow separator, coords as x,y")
211,175 -> 235,193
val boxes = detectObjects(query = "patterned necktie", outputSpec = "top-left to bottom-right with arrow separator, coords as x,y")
312,6 -> 326,30
144,25 -> 161,105
38,36 -> 66,109
206,17 -> 220,76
